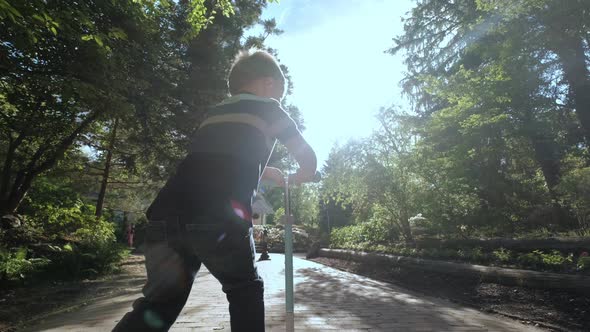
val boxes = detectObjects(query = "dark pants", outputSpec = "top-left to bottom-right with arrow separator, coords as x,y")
113,218 -> 264,332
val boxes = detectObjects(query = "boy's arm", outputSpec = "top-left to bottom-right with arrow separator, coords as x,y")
266,101 -> 317,185
282,134 -> 317,186
260,166 -> 285,187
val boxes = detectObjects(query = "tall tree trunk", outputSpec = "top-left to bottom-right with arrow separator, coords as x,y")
400,207 -> 414,244
546,25 -> 590,145
0,133 -> 25,203
529,133 -> 575,228
557,42 -> 590,145
400,191 -> 414,243
96,118 -> 119,218
0,109 -> 102,215
530,134 -> 561,190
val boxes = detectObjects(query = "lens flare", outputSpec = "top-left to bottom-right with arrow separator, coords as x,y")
143,310 -> 165,329
217,232 -> 227,243
230,199 -> 251,221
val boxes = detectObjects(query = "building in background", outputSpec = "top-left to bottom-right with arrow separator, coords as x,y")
252,194 -> 274,225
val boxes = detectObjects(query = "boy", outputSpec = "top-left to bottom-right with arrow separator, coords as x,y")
113,50 -> 317,332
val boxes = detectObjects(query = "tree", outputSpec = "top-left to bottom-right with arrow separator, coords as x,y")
368,107 -> 425,241
0,0 -> 277,216
389,0 -> 587,232
0,0 -> 152,215
320,118 -> 422,243
390,0 -> 589,146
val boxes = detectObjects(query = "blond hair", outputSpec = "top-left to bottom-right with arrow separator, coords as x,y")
228,50 -> 285,95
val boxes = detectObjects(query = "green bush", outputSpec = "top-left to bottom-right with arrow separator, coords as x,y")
1,215 -> 127,283
27,201 -> 101,240
330,219 -> 397,249
538,250 -> 573,266
47,217 -> 127,279
517,251 -> 543,269
0,246 -> 50,283
327,235 -> 588,273
0,219 -> 45,247
0,178 -> 131,285
456,249 -> 467,260
492,248 -> 513,263
469,247 -> 486,263
21,178 -> 110,242
255,225 -> 312,252
330,224 -> 367,249
60,243 -> 128,279
556,167 -> 590,229
516,250 -> 574,272
578,256 -> 590,271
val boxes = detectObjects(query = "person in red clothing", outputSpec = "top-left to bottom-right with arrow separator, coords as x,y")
126,223 -> 135,248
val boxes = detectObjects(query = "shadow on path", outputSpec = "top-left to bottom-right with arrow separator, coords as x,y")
264,261 -> 540,331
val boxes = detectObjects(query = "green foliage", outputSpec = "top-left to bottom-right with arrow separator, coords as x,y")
48,241 -> 128,279
330,224 -> 367,249
0,173 -> 127,282
516,252 -> 543,269
327,240 -> 587,273
186,0 -> 236,37
2,216 -> 126,281
29,202 -> 97,239
0,0 -> 292,289
469,247 -> 486,263
0,0 -> 22,24
455,248 -> 488,263
72,216 -> 116,245
0,0 -> 279,218
517,250 -> 575,272
21,179 -> 107,241
321,108 -> 424,241
254,225 -> 311,252
289,184 -> 320,229
329,219 -> 397,250
538,250 -> 573,267
492,248 -> 513,263
556,167 -> 590,229
371,0 -> 590,238
0,246 -> 50,282
578,256 -> 590,271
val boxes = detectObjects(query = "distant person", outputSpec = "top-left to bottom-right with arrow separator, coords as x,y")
113,50 -> 317,332
126,223 -> 135,248
258,228 -> 271,261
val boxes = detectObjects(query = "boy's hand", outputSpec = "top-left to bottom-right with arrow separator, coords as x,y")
281,133 -> 317,187
287,172 -> 305,186
288,171 -> 321,186
261,167 -> 286,187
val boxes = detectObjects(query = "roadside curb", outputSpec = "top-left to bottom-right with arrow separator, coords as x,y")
307,255 -> 570,332
319,248 -> 590,294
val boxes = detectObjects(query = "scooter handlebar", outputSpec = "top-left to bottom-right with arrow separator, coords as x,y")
285,171 -> 321,185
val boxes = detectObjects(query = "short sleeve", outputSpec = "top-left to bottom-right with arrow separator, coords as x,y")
265,101 -> 300,143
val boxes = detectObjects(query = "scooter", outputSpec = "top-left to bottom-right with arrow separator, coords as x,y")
258,171 -> 319,330
283,171 -> 321,315
284,174 -> 295,314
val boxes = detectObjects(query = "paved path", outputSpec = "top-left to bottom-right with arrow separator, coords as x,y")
25,254 -> 543,331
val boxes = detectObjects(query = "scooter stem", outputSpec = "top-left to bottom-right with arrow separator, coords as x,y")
284,175 -> 294,314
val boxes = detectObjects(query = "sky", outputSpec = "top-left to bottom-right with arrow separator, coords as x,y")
256,0 -> 414,167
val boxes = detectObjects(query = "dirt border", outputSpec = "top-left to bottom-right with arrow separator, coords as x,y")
0,254 -> 147,332
310,254 -> 589,332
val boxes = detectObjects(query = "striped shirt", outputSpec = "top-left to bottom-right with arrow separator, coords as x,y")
146,94 -> 299,220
